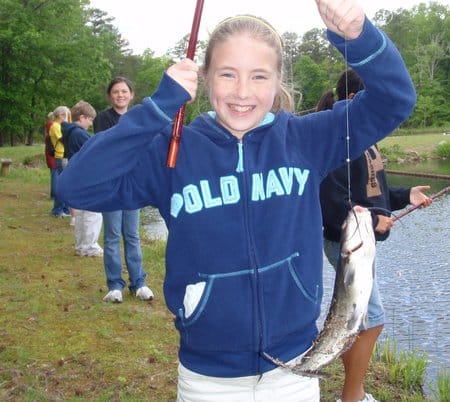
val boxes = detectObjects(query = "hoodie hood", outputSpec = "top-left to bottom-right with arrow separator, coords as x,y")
60,122 -> 91,160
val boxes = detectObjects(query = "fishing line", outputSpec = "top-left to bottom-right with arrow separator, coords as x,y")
343,39 -> 364,242
344,40 -> 352,210
342,40 -> 367,246
366,206 -> 396,217
366,207 -> 403,227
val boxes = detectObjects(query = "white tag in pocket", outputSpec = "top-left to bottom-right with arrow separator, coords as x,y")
183,282 -> 206,318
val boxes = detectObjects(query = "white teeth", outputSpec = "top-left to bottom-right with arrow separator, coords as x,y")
231,105 -> 252,112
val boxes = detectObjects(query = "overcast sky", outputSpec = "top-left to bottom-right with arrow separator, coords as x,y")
89,0 -> 449,56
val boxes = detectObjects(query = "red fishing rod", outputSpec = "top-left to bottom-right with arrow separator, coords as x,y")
166,0 -> 205,168
392,185 -> 450,222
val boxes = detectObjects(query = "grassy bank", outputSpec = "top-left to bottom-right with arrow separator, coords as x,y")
379,129 -> 450,162
0,144 -> 448,401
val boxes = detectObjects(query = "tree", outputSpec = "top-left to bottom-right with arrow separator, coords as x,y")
282,32 -> 302,104
293,56 -> 328,113
85,7 -> 133,111
134,50 -> 171,102
1,1 -> 449,146
375,2 -> 450,127
0,0 -> 116,145
165,34 -> 207,64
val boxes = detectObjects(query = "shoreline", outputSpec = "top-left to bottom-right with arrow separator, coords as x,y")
386,169 -> 450,180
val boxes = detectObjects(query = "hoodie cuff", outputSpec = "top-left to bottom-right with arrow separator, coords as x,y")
371,211 -> 380,231
327,17 -> 386,67
148,72 -> 192,120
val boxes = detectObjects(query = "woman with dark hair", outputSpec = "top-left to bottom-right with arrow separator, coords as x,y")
93,77 -> 154,303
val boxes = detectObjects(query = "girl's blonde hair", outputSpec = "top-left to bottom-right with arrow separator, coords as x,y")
52,106 -> 71,123
203,15 -> 294,113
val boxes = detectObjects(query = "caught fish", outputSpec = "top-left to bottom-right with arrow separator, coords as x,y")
265,206 -> 376,375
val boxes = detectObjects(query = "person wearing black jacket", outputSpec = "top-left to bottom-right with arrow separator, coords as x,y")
318,69 -> 432,402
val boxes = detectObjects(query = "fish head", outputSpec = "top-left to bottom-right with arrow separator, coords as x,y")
340,206 -> 375,257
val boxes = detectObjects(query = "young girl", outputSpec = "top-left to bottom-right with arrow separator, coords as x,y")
58,1 -> 416,400
49,105 -> 70,217
44,111 -> 56,199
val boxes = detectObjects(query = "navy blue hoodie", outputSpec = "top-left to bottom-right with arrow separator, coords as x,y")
60,122 -> 91,160
57,19 -> 416,377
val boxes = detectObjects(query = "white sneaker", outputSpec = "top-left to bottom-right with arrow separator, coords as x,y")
361,394 -> 378,402
86,249 -> 103,257
103,289 -> 123,303
337,394 -> 378,402
70,217 -> 75,226
136,286 -> 154,301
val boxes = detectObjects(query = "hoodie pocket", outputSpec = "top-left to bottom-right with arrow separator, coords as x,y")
176,253 -> 320,352
259,252 -> 320,346
177,269 -> 255,352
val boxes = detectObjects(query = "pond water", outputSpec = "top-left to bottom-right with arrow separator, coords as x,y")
141,207 -> 168,241
142,171 -> 450,387
387,158 -> 450,177
320,178 -> 449,389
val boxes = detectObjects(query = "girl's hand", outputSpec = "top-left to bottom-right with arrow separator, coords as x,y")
410,185 -> 432,208
315,0 -> 365,40
375,214 -> 394,234
166,58 -> 199,102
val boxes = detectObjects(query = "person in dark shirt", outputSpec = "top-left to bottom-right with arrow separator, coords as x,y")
318,69 -> 432,402
93,77 -> 154,304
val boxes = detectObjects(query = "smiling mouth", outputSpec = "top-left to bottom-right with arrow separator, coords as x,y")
229,104 -> 254,113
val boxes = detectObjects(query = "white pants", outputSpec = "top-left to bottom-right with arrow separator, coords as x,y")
177,359 -> 320,402
74,210 -> 103,256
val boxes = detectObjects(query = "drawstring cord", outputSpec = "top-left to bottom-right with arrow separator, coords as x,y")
236,140 -> 244,173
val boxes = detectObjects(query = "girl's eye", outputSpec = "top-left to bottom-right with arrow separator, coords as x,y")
254,75 -> 268,80
218,71 -> 235,78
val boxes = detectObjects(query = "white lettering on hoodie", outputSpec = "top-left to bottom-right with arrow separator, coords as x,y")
170,167 -> 310,218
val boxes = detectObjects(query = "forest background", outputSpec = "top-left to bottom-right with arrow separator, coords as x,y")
0,0 -> 449,147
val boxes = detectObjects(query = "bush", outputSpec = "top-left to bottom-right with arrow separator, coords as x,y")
436,140 -> 450,158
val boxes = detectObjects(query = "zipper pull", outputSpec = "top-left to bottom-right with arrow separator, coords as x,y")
236,140 -> 244,173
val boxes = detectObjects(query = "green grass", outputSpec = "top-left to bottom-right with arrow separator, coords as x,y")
379,132 -> 450,162
0,144 -> 449,401
432,370 -> 450,402
375,339 -> 427,393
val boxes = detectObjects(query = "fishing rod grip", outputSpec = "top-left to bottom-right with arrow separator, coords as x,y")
166,0 -> 205,168
166,106 -> 186,168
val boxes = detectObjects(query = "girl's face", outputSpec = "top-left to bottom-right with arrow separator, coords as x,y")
55,111 -> 69,123
204,33 -> 280,139
108,82 -> 134,112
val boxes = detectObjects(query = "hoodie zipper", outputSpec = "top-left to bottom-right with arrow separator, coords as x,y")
237,137 -> 264,372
